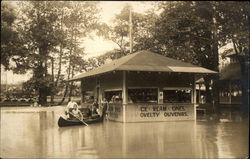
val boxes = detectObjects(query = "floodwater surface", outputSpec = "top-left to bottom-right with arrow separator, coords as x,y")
1,106 -> 249,158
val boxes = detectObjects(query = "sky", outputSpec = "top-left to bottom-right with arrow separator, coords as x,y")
1,1 -> 154,84
83,1 -> 154,59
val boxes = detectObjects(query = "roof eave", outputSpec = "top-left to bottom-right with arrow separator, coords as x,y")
68,69 -> 217,82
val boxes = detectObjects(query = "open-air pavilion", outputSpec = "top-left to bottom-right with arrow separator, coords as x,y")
70,50 -> 217,122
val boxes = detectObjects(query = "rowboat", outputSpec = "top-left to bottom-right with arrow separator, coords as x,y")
58,105 -> 107,127
58,116 -> 103,127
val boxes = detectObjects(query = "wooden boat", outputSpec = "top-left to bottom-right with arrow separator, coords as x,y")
58,116 -> 103,127
58,105 -> 107,127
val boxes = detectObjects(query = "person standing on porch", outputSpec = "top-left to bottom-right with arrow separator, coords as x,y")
98,98 -> 108,117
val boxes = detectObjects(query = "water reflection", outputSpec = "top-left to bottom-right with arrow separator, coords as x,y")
1,107 -> 248,158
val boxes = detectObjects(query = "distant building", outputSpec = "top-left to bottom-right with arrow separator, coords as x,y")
218,53 -> 244,105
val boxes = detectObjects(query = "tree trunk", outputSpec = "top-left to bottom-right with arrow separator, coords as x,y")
51,57 -> 54,104
68,26 -> 78,101
211,3 -> 220,106
58,27 -> 74,105
68,66 -> 75,101
58,66 -> 71,105
55,46 -> 63,88
55,9 -> 64,88
37,65 -> 47,105
39,87 -> 47,105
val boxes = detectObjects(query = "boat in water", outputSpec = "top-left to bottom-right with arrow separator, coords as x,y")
58,105 -> 107,127
58,116 -> 103,127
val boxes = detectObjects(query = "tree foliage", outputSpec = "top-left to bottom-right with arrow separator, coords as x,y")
98,4 -> 154,57
1,2 -> 27,72
1,1 -> 100,104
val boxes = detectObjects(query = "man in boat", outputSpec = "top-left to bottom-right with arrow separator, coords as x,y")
65,97 -> 78,119
71,103 -> 83,121
90,99 -> 100,119
82,105 -> 92,118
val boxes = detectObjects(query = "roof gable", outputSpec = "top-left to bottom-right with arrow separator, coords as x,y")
120,50 -> 195,67
70,50 -> 217,81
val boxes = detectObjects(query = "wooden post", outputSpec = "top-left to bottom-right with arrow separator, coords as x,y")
158,88 -> 163,104
95,77 -> 100,104
193,75 -> 197,120
122,71 -> 127,122
229,80 -> 232,104
99,77 -> 102,104
81,79 -> 84,106
198,84 -> 201,103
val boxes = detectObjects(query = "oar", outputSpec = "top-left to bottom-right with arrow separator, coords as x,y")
69,112 -> 88,126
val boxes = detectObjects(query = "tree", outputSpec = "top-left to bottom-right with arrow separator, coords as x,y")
132,9 -> 159,53
139,1 -> 219,103
134,1 -> 249,106
86,49 -> 123,70
1,2 -> 28,72
217,2 -> 250,112
16,1 -> 63,105
56,1 -> 100,104
1,2 -> 100,105
98,4 -> 152,57
1,2 -> 16,69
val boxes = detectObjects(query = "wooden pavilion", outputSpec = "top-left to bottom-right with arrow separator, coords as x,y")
70,50 -> 217,122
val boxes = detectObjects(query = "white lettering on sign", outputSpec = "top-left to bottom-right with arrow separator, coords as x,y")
164,112 -> 188,117
140,112 -> 160,118
139,105 -> 189,118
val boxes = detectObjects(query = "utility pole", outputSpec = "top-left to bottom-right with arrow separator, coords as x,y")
129,5 -> 133,54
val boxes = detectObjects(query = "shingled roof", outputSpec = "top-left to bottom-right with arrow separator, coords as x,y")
70,50 -> 217,81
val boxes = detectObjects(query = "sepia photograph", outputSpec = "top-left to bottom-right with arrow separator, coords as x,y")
1,1 -> 249,158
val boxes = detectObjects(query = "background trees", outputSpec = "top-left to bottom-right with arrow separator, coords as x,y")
55,2 -> 99,104
97,4 -> 157,58
150,1 -> 249,105
1,2 -> 17,69
1,1 -> 249,106
1,2 -> 27,72
151,1 -> 221,103
1,1 -> 100,105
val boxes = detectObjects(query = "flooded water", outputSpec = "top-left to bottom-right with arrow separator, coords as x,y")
1,106 -> 249,158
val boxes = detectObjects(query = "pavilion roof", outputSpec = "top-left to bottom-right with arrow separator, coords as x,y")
70,50 -> 217,81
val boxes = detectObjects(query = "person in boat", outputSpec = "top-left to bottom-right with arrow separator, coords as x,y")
91,99 -> 100,119
71,103 -> 83,121
92,99 -> 99,113
84,105 -> 91,115
65,97 -> 78,119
